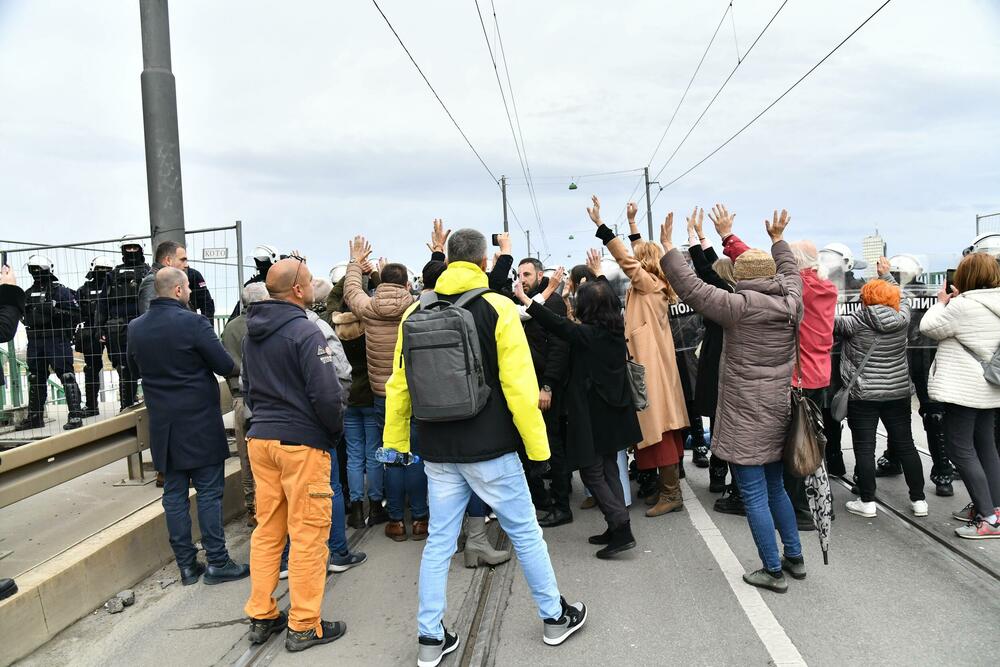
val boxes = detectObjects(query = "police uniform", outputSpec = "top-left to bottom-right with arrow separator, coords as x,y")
15,257 -> 84,431
76,259 -> 114,416
106,244 -> 150,410
186,266 -> 216,318
230,244 -> 278,318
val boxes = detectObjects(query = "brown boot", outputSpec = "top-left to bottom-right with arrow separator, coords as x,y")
385,520 -> 407,542
646,464 -> 683,517
411,518 -> 429,541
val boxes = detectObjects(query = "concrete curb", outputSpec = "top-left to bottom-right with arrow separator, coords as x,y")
0,459 -> 244,666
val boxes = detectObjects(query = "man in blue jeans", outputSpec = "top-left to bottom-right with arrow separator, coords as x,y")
384,229 -> 586,667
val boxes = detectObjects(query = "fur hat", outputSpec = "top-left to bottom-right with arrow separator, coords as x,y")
734,249 -> 777,281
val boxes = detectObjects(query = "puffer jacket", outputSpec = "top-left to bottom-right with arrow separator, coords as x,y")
834,286 -> 911,401
921,287 -> 1000,409
343,262 -> 415,396
660,240 -> 803,466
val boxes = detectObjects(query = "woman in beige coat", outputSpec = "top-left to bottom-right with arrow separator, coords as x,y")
589,196 -> 690,517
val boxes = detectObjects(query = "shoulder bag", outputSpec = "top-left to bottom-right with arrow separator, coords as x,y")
785,331 -> 827,478
830,336 -> 878,422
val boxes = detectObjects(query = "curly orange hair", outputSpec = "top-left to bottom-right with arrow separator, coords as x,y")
861,280 -> 900,311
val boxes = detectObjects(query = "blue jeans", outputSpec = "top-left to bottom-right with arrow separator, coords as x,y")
384,418 -> 429,521
418,452 -> 561,639
467,492 -> 491,518
162,463 -> 228,568
345,405 -> 383,502
282,448 -> 349,567
731,461 -> 802,572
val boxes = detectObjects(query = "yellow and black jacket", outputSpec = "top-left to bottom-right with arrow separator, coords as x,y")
383,261 -> 549,463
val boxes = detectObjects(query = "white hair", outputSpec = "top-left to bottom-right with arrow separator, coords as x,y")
242,282 -> 269,307
791,242 -> 829,281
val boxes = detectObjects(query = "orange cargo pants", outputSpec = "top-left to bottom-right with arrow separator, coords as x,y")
244,438 -> 333,633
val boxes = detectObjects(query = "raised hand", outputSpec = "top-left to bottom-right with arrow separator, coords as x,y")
0,265 -> 15,286
937,283 -> 960,305
359,258 -> 374,275
378,257 -> 388,274
587,195 -> 603,226
877,256 -> 891,277
626,201 -> 639,224
350,236 -> 372,263
513,276 -> 531,305
427,218 -> 451,254
765,209 -> 790,242
496,232 -> 512,255
542,266 -> 565,300
586,248 -> 604,277
708,204 -> 734,238
660,212 -> 675,251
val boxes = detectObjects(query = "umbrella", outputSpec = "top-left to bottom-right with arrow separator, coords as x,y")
804,462 -> 834,564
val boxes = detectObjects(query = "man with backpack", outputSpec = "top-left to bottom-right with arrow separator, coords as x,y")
383,228 -> 586,667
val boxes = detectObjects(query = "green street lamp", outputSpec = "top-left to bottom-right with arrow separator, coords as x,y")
568,181 -> 578,190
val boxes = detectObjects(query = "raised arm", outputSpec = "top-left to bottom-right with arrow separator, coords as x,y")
589,195 -> 659,292
343,236 -> 374,316
659,211 -> 747,327
489,233 -> 514,293
514,278 -> 583,343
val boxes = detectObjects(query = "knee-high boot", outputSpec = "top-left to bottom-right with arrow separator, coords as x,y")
646,464 -> 683,517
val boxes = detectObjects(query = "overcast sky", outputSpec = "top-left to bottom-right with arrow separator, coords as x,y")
1,0 -> 998,280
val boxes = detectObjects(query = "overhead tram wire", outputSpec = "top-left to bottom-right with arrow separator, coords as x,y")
370,0 -> 499,184
654,0 -> 895,198
490,0 -> 548,251
650,0 -> 790,194
615,0 -> 734,226
474,0 -> 547,252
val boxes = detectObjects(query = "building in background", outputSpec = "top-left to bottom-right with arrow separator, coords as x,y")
862,231 -> 886,279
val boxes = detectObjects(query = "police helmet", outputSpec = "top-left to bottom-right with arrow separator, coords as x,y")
27,254 -> 54,272
329,261 -> 349,284
821,242 -> 867,272
90,255 -> 114,272
888,254 -> 924,286
965,233 -> 1000,258
253,244 -> 279,264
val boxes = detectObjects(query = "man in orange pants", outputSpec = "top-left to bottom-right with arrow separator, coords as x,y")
242,257 -> 348,653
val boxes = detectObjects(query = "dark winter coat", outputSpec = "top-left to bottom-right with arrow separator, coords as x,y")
689,244 -> 733,418
524,285 -> 642,471
0,284 -> 25,343
127,298 -> 235,472
661,241 -> 803,466
523,278 -> 571,422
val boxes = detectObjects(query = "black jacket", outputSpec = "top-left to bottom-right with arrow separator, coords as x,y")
77,271 -> 112,329
526,286 -> 641,471
0,284 -> 25,343
243,300 -> 345,450
689,245 -> 733,417
23,276 -> 80,338
127,298 -> 235,471
523,278 -> 571,394
187,267 -> 216,318
108,260 -> 150,322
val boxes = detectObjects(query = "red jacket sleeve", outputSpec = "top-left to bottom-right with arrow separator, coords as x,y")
721,234 -> 750,261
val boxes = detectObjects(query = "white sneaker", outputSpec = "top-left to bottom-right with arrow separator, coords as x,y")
911,500 -> 929,517
278,568 -> 289,580
846,499 -> 877,518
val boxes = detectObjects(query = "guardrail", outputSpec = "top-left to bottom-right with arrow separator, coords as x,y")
0,382 -> 233,510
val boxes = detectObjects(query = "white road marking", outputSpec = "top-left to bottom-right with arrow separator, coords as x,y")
681,479 -> 806,666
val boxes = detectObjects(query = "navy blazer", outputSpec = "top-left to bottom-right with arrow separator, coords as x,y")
127,298 -> 235,471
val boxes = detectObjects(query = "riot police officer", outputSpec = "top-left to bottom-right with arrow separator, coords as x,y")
14,255 -> 83,431
106,242 -> 150,411
871,254 -> 955,496
186,266 -> 216,318
76,255 -> 114,418
230,244 -> 279,318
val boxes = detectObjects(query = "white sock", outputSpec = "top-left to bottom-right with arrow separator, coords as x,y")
982,513 -> 998,525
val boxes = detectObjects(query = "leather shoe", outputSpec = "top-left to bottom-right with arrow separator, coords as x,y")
538,508 -> 573,528
385,520 -> 407,542
203,559 -> 250,585
180,562 -> 206,586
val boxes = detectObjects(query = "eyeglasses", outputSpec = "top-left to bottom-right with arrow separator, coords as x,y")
289,253 -> 306,291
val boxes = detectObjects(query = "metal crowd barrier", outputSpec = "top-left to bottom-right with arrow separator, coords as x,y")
0,382 -> 232,510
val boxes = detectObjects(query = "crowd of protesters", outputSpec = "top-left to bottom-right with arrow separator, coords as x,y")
7,198 -> 1000,660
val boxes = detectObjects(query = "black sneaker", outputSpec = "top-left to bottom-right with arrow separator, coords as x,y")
543,596 -> 587,646
367,499 -> 389,526
328,550 -> 367,573
203,559 -> 250,585
538,508 -> 574,528
285,620 -> 347,653
714,486 -> 746,516
0,578 -> 18,601
417,628 -> 460,667
692,446 -> 710,468
249,611 -> 287,644
81,407 -> 101,418
875,455 -> 902,477
796,514 -> 816,532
